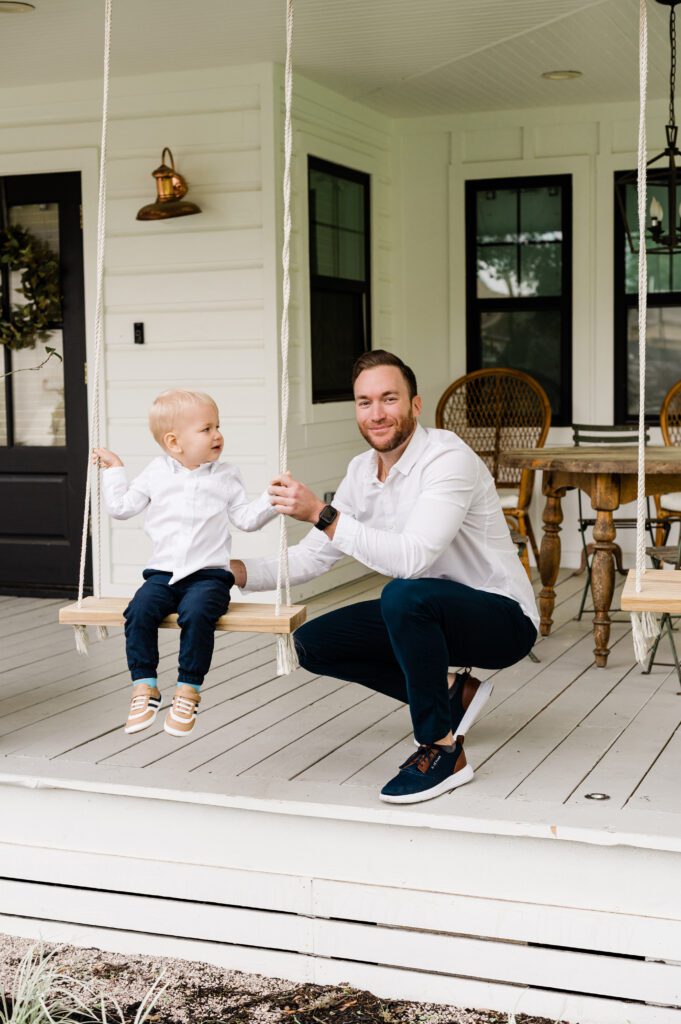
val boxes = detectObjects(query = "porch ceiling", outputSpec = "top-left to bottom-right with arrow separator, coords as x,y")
1,0 -> 674,117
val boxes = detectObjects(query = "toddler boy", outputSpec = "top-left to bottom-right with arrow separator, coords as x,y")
94,389 -> 277,737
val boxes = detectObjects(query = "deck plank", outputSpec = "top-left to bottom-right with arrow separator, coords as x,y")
568,672 -> 681,809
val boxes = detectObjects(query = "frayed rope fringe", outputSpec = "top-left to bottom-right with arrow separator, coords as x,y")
631,611 -> 660,664
276,632 -> 299,676
74,624 -> 89,656
73,623 -> 109,656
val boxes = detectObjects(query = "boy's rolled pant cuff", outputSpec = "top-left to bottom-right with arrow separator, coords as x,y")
131,666 -> 158,682
177,672 -> 204,687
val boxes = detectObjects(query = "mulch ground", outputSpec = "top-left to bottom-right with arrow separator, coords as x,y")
0,935 -> 559,1024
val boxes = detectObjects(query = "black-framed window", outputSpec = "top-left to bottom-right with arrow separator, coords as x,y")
308,157 -> 371,403
614,174 -> 681,423
465,175 -> 572,425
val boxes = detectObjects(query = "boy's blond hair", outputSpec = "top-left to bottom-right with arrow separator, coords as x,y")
149,390 -> 218,448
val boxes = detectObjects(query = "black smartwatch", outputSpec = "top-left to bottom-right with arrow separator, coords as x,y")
314,504 -> 338,531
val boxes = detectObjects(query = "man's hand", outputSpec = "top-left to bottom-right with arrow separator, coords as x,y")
93,447 -> 123,469
230,559 -> 247,588
268,472 -> 325,524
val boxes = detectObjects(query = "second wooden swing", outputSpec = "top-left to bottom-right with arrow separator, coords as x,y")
59,0 -> 305,667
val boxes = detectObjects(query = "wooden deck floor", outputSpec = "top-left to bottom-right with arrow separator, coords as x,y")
1,572 -> 681,1023
1,570 -> 680,839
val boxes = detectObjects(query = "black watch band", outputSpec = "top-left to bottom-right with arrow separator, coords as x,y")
314,504 -> 338,530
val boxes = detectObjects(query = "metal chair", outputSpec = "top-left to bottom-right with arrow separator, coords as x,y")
436,368 -> 552,577
572,424 -> 668,620
655,379 -> 681,545
643,537 -> 681,682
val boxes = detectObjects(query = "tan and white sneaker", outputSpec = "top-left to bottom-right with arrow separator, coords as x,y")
164,684 -> 201,736
125,683 -> 162,734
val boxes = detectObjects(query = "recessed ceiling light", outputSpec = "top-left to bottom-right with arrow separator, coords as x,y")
0,1 -> 35,10
541,70 -> 583,80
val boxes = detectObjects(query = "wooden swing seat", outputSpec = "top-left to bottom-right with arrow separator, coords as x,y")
621,568 -> 681,614
59,596 -> 306,635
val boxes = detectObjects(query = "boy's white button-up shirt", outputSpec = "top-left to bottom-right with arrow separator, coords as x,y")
243,424 -> 540,629
102,455 -> 276,585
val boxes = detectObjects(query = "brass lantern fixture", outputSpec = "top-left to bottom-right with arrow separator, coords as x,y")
616,0 -> 681,254
136,148 -> 202,221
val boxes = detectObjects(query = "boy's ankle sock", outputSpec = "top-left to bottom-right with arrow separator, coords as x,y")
177,680 -> 201,693
133,677 -> 158,689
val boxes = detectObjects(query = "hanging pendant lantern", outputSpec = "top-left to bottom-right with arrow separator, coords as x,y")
616,0 -> 681,254
136,148 -> 202,221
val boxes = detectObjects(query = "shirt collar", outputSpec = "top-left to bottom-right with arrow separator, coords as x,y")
368,422 -> 427,483
164,455 -> 217,475
391,422 -> 428,476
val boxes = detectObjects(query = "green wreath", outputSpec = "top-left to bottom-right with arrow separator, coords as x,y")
0,223 -> 62,351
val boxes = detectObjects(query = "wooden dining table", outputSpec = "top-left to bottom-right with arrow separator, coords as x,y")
498,446 -> 681,667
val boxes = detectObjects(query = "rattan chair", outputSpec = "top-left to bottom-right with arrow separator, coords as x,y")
655,379 -> 681,545
435,368 -> 551,575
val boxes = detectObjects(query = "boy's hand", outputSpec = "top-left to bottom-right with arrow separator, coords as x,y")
269,472 -> 325,524
93,447 -> 123,469
230,559 -> 247,588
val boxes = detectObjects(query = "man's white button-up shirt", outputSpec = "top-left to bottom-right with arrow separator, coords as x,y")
102,455 -> 276,585
243,424 -> 539,629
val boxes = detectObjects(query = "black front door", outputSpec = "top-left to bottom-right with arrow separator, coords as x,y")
0,171 -> 90,597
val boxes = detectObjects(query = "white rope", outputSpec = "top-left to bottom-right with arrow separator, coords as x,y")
74,0 -> 112,655
275,0 -> 299,675
632,0 -> 660,662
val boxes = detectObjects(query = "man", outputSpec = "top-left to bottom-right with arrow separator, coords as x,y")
231,350 -> 538,805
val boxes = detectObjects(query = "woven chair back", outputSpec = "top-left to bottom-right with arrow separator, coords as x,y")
661,379 -> 681,447
435,368 -> 551,487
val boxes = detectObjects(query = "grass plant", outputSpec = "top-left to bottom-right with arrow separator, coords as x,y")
0,948 -> 166,1024
0,947 -> 79,1024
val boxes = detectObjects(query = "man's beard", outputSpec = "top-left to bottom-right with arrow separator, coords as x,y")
359,410 -> 416,452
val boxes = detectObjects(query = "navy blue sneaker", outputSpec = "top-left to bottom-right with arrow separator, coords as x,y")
380,737 -> 473,804
412,671 -> 493,748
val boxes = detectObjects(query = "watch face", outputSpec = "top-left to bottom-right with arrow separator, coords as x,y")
318,504 -> 337,528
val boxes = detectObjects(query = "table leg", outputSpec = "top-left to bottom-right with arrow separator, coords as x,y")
538,479 -> 565,636
591,507 -> 616,667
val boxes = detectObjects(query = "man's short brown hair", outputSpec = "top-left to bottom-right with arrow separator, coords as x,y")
351,349 -> 418,400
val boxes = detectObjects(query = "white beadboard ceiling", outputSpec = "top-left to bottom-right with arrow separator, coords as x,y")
0,0 -> 674,117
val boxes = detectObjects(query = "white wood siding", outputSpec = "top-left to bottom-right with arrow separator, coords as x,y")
396,97 -> 676,567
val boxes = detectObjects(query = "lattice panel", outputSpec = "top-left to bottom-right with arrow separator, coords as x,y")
438,373 -> 548,486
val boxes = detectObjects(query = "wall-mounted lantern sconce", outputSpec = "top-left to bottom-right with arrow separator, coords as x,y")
136,148 -> 202,221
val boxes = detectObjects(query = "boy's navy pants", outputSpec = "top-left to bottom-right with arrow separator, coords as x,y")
124,567 -> 234,686
293,577 -> 537,745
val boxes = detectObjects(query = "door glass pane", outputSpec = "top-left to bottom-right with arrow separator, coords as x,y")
12,329 -> 66,446
627,306 -> 681,417
480,309 -> 562,416
4,203 -> 64,446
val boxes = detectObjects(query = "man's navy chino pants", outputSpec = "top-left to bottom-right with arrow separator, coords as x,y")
294,577 -> 537,744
